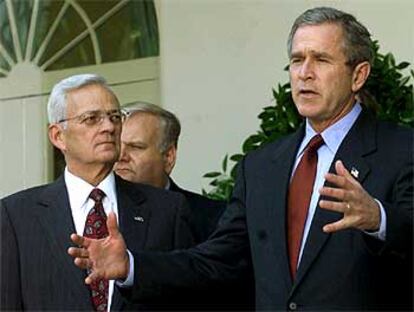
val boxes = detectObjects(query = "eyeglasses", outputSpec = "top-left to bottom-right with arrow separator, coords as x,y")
58,109 -> 125,127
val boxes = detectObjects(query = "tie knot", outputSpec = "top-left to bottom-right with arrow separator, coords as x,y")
306,134 -> 324,155
89,188 -> 106,203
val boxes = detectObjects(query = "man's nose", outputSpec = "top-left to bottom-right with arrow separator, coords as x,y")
118,144 -> 129,161
298,59 -> 315,80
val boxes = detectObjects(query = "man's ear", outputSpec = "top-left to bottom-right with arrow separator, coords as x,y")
163,144 -> 177,175
351,61 -> 371,93
48,124 -> 67,152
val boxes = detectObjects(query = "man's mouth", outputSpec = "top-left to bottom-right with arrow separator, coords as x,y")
298,88 -> 319,98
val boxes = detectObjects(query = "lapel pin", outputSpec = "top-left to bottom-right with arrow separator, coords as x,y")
134,216 -> 144,222
350,167 -> 359,179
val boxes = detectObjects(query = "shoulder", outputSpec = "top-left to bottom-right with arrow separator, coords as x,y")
1,183 -> 53,206
242,130 -> 299,168
169,179 -> 225,209
116,176 -> 186,206
376,119 -> 413,142
373,120 -> 413,162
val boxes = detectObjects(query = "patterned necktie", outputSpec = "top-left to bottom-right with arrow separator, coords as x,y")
84,188 -> 109,312
287,134 -> 324,279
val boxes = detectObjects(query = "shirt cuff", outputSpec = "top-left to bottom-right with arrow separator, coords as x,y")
115,249 -> 134,288
364,199 -> 386,241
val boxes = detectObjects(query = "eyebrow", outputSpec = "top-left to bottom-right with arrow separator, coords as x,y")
290,50 -> 333,59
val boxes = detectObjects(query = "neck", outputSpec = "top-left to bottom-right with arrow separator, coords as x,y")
66,163 -> 113,186
310,96 -> 356,133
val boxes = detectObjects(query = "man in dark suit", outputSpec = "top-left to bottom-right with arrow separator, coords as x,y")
0,74 -> 195,311
69,7 -> 413,310
114,102 -> 225,243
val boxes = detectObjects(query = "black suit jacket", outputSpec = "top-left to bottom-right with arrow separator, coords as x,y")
169,179 -> 225,244
132,109 -> 413,310
1,175 -> 195,311
169,179 -> 254,311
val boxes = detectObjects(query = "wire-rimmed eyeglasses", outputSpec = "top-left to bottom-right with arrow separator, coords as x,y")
58,109 -> 125,127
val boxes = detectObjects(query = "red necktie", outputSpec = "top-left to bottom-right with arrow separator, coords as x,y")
287,134 -> 324,279
84,188 -> 109,312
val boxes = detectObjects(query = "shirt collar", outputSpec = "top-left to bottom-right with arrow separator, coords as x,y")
299,102 -> 362,155
64,168 -> 117,209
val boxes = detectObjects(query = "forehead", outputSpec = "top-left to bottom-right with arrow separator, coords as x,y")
291,23 -> 345,56
122,113 -> 161,141
66,83 -> 119,114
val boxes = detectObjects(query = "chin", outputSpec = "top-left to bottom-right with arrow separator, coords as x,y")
296,103 -> 322,119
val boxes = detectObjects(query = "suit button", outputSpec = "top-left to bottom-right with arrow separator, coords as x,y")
289,302 -> 297,310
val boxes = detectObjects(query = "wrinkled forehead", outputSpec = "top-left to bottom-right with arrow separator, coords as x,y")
291,23 -> 346,55
122,112 -> 163,147
66,83 -> 120,114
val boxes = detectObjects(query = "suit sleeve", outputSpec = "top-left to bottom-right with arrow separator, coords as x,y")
383,158 -> 413,255
130,159 -> 252,300
0,199 -> 23,310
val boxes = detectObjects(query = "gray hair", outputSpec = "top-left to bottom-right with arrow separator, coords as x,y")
287,7 -> 374,68
122,102 -> 181,153
47,73 -> 116,124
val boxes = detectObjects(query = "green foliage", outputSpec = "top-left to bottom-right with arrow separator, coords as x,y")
203,41 -> 413,201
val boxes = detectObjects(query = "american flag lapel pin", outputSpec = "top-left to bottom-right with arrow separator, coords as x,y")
134,216 -> 144,222
350,167 -> 359,179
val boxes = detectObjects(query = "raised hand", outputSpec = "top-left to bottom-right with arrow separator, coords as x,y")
319,160 -> 381,233
68,212 -> 130,284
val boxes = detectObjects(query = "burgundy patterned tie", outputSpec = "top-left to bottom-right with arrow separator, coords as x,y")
287,134 -> 324,279
84,188 -> 109,311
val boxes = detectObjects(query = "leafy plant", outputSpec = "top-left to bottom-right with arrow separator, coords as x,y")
202,41 -> 413,201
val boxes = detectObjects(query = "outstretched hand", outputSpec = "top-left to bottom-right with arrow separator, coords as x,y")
319,160 -> 381,233
67,212 -> 129,284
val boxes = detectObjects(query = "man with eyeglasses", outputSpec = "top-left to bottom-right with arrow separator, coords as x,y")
0,74 -> 196,311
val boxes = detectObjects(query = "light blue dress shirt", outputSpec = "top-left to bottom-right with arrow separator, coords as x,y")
294,103 -> 386,266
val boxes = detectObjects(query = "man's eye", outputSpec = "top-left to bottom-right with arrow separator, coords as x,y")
110,114 -> 122,123
82,115 -> 99,125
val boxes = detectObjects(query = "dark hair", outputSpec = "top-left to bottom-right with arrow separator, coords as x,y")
287,7 -> 374,68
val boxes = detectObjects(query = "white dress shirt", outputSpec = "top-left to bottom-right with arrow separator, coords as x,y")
64,168 -> 119,310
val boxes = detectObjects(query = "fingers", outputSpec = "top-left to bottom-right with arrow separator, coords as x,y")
335,160 -> 359,186
319,199 -> 348,213
68,246 -> 89,258
107,212 -> 119,237
323,218 -> 350,233
74,257 -> 91,270
319,186 -> 346,202
70,233 -> 90,247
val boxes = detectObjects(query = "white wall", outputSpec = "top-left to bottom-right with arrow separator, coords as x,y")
158,0 -> 414,193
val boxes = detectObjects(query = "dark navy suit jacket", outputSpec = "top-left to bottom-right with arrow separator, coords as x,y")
169,179 -> 225,244
169,179 -> 254,311
1,175 -> 195,311
132,109 -> 413,310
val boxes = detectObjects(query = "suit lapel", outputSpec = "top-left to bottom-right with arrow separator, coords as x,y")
263,126 -> 305,290
294,110 -> 377,287
34,176 -> 92,309
111,176 -> 149,311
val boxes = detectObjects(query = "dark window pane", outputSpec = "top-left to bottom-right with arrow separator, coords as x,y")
40,5 -> 89,68
77,0 -> 119,23
0,0 -> 16,62
32,0 -> 66,62
96,1 -> 159,63
47,35 -> 94,70
13,0 -> 32,58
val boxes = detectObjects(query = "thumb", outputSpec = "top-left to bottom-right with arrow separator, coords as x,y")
107,212 -> 119,237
